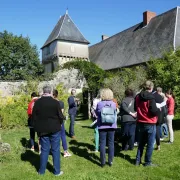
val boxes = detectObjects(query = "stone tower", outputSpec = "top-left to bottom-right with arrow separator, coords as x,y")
41,11 -> 90,73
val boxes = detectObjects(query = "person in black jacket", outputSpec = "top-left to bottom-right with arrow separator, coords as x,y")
32,85 -> 64,176
120,89 -> 137,150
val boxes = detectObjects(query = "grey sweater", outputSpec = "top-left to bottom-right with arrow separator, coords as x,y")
120,97 -> 136,123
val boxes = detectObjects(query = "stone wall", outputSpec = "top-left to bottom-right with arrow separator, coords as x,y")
0,69 -> 86,96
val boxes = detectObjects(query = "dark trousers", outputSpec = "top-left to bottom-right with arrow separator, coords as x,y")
69,114 -> 76,137
156,125 -> 160,146
30,128 -> 35,147
136,124 -> 156,165
99,129 -> 115,165
61,122 -> 67,151
39,131 -> 61,175
121,121 -> 136,150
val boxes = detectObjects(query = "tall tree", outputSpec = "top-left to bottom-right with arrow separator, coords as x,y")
0,31 -> 43,80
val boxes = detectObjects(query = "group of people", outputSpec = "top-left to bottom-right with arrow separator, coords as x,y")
26,80 -> 175,175
91,80 -> 175,167
27,86 -> 78,176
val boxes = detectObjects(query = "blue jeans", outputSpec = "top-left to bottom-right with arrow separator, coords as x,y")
160,123 -> 168,138
136,124 -> 156,165
99,129 -> 115,165
39,131 -> 61,175
121,121 -> 136,150
29,128 -> 35,147
69,114 -> 76,137
61,122 -> 67,151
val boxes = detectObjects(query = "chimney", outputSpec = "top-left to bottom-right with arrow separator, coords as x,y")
143,11 -> 156,26
102,35 -> 109,41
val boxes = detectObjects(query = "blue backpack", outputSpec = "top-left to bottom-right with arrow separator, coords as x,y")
101,104 -> 116,124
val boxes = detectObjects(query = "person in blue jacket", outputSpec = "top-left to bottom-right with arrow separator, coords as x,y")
68,89 -> 78,138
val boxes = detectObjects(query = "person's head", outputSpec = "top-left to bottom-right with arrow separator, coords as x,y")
156,87 -> 162,94
165,89 -> 174,99
43,85 -> 52,94
31,92 -> 37,98
100,88 -> 114,101
125,88 -> 134,97
71,89 -> 76,96
53,89 -> 58,98
144,80 -> 154,92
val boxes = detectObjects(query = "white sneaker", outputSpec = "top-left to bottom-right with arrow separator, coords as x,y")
160,138 -> 164,141
134,142 -> 138,146
64,151 -> 72,157
55,171 -> 63,176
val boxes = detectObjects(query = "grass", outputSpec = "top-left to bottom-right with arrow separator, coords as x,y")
0,118 -> 180,180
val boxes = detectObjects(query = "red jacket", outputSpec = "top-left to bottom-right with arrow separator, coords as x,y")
27,98 -> 38,117
166,97 -> 175,115
135,91 -> 159,124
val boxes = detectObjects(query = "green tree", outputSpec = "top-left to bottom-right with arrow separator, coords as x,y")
63,59 -> 111,93
147,49 -> 180,113
0,30 -> 43,80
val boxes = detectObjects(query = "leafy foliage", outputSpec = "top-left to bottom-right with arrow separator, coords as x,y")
104,66 -> 147,102
147,49 -> 180,112
63,60 -> 111,93
0,81 -> 70,128
0,31 -> 44,80
55,83 -> 69,115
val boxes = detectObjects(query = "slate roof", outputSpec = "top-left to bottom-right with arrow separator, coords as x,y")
89,7 -> 180,70
41,13 -> 89,49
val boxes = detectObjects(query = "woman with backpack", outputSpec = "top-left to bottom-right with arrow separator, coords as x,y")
165,89 -> 175,144
120,89 -> 137,151
96,88 -> 117,167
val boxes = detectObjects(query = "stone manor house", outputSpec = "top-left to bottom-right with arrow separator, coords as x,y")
42,7 -> 180,73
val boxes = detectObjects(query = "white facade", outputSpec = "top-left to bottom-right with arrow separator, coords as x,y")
42,40 -> 89,73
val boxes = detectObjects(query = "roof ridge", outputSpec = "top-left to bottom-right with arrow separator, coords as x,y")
56,14 -> 67,39
173,6 -> 179,50
90,7 -> 178,48
67,14 -> 88,43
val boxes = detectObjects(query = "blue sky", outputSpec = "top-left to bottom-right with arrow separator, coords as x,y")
0,0 -> 179,59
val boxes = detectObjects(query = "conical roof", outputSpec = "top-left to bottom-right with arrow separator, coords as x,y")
41,12 -> 89,48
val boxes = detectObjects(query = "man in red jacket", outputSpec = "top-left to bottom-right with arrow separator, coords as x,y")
135,81 -> 160,167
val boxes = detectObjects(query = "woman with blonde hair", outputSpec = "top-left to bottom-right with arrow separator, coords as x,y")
165,89 -> 175,144
96,88 -> 117,167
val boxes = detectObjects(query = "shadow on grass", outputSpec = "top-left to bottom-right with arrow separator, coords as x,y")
69,140 -> 100,166
115,151 -> 136,165
20,137 -> 39,151
173,119 -> 180,131
20,138 -> 54,173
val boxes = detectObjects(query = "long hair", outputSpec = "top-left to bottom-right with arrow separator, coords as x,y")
166,89 -> 175,99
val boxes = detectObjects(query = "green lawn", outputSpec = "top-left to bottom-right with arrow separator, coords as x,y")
0,118 -> 180,180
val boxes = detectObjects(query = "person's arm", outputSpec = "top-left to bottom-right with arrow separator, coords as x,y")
121,101 -> 130,114
149,99 -> 160,116
68,96 -> 76,108
31,101 -> 38,127
121,100 -> 136,117
60,101 -> 65,113
57,103 -> 65,124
